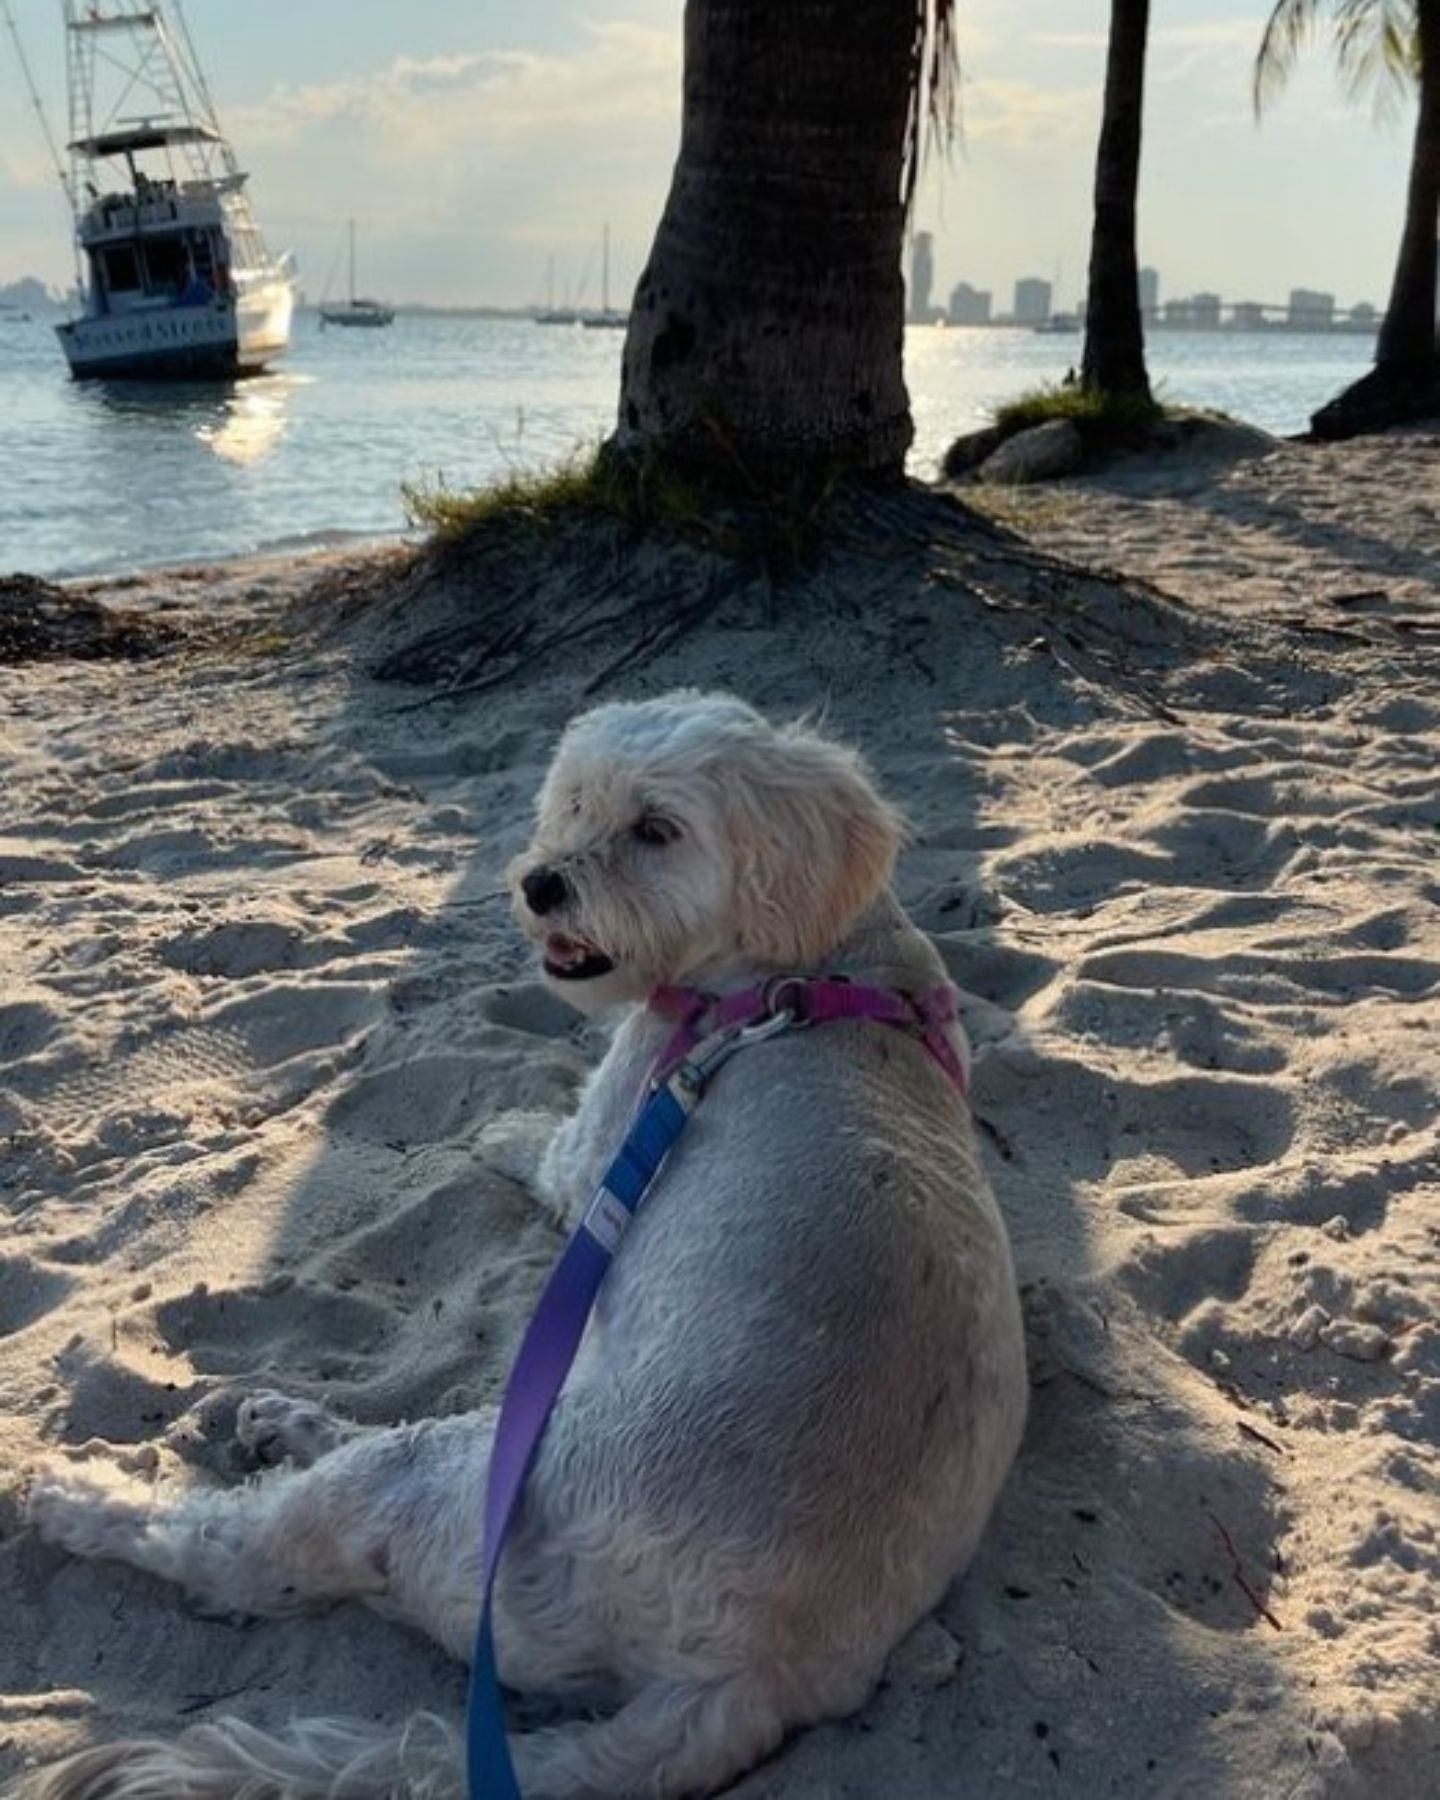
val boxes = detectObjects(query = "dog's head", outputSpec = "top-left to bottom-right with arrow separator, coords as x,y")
508,691 -> 903,1009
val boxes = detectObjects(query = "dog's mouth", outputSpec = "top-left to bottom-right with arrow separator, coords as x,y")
542,931 -> 616,982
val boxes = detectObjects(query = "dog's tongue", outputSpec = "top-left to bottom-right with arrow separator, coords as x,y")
545,933 -> 592,970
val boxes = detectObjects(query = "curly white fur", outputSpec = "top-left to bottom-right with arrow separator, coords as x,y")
13,691 -> 1028,1800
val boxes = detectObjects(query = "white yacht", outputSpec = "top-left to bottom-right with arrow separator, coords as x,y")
53,2 -> 294,380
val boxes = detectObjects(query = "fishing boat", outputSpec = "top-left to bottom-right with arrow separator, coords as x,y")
46,2 -> 294,380
319,219 -> 394,329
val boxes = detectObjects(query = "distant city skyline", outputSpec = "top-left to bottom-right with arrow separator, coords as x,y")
0,1 -> 1417,309
906,246 -> 1377,331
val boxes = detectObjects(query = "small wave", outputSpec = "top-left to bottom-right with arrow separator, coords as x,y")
250,526 -> 410,557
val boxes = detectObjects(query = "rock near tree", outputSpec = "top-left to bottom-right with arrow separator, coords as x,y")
977,420 -> 1086,486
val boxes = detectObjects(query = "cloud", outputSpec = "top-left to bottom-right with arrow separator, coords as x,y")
960,77 -> 1097,151
229,23 -> 679,158
1021,18 -> 1263,120
1031,21 -> 1259,52
0,141 -> 61,190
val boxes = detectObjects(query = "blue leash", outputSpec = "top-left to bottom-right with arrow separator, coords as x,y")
465,1012 -> 792,1797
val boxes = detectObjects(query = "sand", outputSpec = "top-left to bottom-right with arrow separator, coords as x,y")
0,432 -> 1436,1799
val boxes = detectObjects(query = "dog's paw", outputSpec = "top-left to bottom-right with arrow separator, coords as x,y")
26,1464 -> 149,1558
235,1391 -> 351,1468
475,1109 -> 564,1190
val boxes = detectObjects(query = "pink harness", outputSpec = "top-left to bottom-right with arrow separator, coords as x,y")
647,976 -> 970,1096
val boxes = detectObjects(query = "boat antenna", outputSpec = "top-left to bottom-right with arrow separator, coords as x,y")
171,0 -> 224,138
1,0 -> 72,208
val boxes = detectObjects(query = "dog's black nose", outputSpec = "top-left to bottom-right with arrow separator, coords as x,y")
522,866 -> 570,916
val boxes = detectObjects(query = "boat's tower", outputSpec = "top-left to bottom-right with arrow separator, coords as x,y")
64,2 -> 243,212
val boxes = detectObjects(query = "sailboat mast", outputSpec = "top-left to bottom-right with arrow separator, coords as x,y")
348,217 -> 356,305
602,222 -> 610,315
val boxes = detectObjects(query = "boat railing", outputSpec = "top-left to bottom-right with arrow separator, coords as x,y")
80,192 -> 223,237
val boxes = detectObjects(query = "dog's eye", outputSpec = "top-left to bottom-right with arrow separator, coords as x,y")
632,814 -> 680,848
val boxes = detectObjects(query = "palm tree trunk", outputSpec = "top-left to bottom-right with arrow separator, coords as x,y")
613,0 -> 931,483
1375,0 -> 1440,370
1080,0 -> 1152,399
1312,0 -> 1440,434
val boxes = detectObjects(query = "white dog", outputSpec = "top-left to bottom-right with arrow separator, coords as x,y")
15,692 -> 1027,1799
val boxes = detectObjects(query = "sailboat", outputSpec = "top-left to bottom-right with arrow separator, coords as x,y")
582,223 -> 627,330
47,1 -> 295,380
533,253 -> 579,326
320,220 -> 394,329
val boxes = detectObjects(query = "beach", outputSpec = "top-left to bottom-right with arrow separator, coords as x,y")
1,431 -> 1436,1798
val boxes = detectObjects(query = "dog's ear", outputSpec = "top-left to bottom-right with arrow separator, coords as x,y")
722,725 -> 904,967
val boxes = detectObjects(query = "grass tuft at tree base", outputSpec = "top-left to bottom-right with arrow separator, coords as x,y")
401,449 -> 618,540
992,382 -> 1165,449
400,439 -> 861,574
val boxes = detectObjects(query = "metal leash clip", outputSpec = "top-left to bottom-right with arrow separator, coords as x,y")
671,1005 -> 796,1101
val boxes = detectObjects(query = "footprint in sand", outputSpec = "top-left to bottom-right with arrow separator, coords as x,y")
1048,981 -> 1287,1075
974,1049 -> 1296,1182
0,998 -> 62,1063
476,982 -> 582,1039
0,1257 -> 76,1337
1076,944 -> 1439,1007
154,1280 -> 396,1381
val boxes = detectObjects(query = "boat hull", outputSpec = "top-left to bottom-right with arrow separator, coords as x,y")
57,280 -> 294,380
319,312 -> 393,328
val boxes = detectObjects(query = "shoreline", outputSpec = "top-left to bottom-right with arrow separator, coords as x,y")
37,528 -> 412,593
25,412 -> 1427,602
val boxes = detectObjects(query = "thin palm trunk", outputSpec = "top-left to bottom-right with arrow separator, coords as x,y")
1080,0 -> 1153,399
1375,0 -> 1440,369
613,0 -> 953,483
1260,0 -> 1440,432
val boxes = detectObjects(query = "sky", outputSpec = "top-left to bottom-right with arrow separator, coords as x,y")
0,0 -> 1417,312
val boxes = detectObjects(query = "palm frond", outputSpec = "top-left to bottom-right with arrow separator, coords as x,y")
1254,0 -> 1323,116
902,0 -> 960,212
1335,0 -> 1418,117
1255,0 -> 1419,119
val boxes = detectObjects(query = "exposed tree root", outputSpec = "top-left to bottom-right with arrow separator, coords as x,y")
322,480 -> 1348,723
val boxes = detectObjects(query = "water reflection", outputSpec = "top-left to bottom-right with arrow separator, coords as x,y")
80,372 -> 301,465
197,382 -> 294,464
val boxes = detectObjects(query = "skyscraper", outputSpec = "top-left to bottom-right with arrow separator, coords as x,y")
1289,288 -> 1335,329
1138,266 -> 1160,321
1013,278 -> 1052,325
948,282 -> 992,326
908,232 -> 935,324
1191,293 -> 1222,330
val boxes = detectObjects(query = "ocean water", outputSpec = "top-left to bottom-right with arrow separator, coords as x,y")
0,310 -> 1375,578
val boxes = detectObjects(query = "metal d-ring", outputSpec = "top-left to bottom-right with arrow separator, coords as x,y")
761,976 -> 813,1028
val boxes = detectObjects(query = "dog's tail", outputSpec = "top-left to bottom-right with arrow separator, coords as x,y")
2,1714 -> 461,1799
5,1677 -> 788,1798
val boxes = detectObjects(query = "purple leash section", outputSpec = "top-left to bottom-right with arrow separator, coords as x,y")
465,976 -> 968,1798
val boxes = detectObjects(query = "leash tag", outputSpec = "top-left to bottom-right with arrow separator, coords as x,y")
582,1187 -> 632,1254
